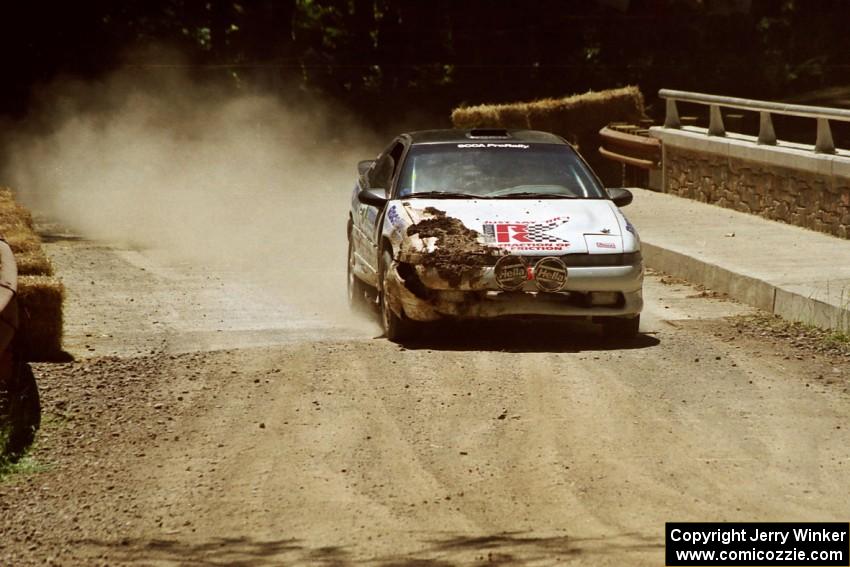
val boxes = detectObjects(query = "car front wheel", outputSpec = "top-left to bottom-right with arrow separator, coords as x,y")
381,251 -> 416,342
347,238 -> 369,313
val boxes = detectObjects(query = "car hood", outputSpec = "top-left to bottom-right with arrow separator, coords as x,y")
398,198 -> 626,255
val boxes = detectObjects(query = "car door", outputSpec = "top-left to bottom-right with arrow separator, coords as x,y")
353,140 -> 405,284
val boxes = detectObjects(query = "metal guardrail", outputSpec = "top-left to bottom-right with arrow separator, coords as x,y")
659,89 -> 850,154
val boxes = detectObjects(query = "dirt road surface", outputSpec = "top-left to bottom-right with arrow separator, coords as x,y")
1,221 -> 849,566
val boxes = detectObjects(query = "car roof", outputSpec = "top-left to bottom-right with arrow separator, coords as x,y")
402,129 -> 567,146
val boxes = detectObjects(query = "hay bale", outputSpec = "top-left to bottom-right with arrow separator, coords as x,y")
3,223 -> 44,255
0,210 -> 34,232
2,228 -> 55,276
0,188 -> 64,360
0,190 -> 34,230
452,85 -> 645,131
16,276 -> 65,361
16,250 -> 54,277
452,86 -> 647,185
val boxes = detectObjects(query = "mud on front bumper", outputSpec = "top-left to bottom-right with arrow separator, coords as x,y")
383,259 -> 644,322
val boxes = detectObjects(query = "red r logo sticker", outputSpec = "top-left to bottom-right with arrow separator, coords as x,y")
495,224 -> 531,243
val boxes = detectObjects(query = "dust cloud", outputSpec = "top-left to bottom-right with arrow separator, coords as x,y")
2,67 -> 382,333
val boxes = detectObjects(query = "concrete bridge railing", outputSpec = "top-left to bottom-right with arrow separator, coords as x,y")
650,90 -> 850,239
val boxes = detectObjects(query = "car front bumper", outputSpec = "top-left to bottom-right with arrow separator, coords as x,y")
383,260 -> 644,322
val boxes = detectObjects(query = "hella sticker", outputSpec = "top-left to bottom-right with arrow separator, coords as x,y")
533,257 -> 568,292
494,256 -> 527,290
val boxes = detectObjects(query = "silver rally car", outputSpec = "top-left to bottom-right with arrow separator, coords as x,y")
347,128 -> 643,341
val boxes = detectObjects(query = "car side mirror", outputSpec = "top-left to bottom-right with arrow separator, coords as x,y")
608,187 -> 633,207
358,160 -> 375,176
358,188 -> 388,208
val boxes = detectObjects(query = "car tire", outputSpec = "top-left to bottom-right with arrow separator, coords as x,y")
1,359 -> 40,460
347,238 -> 369,313
380,251 -> 415,342
601,315 -> 640,340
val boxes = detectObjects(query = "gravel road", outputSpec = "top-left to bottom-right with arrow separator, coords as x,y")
1,221 -> 848,566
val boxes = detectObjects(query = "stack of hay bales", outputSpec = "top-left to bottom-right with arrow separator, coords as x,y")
451,86 -> 647,185
0,189 -> 64,360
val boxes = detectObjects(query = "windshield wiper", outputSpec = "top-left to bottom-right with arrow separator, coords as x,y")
405,191 -> 490,199
493,192 -> 581,199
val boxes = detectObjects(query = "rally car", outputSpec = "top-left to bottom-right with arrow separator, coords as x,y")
347,128 -> 643,342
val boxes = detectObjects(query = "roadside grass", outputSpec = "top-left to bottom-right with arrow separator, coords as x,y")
0,452 -> 50,481
651,266 -> 849,355
823,330 -> 850,349
0,412 -> 65,482
735,313 -> 850,358
0,427 -> 40,481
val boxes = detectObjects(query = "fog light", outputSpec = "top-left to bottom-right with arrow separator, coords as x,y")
494,256 -> 526,290
533,257 -> 568,292
590,292 -> 620,306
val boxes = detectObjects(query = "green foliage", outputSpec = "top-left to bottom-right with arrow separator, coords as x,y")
0,452 -> 50,482
1,1 -> 849,122
0,411 -> 64,481
823,330 -> 850,348
0,424 -> 9,467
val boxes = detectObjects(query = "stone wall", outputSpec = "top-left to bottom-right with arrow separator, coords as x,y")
658,136 -> 850,239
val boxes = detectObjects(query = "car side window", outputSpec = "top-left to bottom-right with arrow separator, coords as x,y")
370,155 -> 394,190
369,141 -> 404,191
388,142 -> 404,182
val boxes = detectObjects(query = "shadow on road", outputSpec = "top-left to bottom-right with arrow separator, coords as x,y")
77,530 -> 662,565
396,319 -> 660,353
38,232 -> 88,244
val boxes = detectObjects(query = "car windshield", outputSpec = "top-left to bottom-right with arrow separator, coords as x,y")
397,143 -> 606,199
